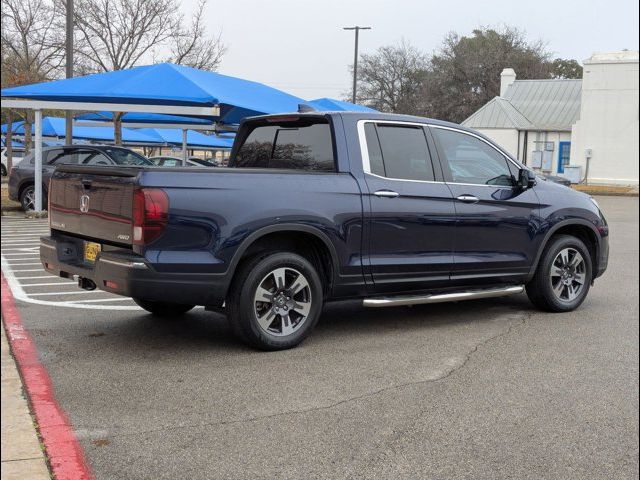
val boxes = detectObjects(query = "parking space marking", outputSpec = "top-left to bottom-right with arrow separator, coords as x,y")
2,218 -> 140,311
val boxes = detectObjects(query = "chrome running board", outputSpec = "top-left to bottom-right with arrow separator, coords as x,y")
362,285 -> 524,308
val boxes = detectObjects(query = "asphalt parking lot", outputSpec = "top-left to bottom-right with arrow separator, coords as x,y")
2,195 -> 638,480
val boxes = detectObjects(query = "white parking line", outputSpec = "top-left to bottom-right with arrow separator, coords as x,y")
29,291 -> 110,297
67,297 -> 133,304
13,275 -> 59,280
1,218 -> 140,310
8,268 -> 47,272
1,234 -> 49,238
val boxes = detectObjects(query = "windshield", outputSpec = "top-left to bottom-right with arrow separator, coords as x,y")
103,148 -> 153,166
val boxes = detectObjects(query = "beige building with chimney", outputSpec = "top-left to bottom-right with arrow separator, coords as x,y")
462,51 -> 639,185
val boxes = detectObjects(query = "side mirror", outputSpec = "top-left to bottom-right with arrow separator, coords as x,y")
518,169 -> 536,189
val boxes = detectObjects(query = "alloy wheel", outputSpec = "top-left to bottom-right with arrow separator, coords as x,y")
22,188 -> 35,211
253,267 -> 312,337
549,247 -> 586,302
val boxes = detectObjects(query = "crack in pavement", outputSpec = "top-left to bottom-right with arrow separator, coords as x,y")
83,312 -> 530,440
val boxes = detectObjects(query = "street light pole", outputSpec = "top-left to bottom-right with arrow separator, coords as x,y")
343,26 -> 371,104
65,0 -> 74,145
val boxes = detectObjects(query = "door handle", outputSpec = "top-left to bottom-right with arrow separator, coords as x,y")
374,190 -> 400,198
456,194 -> 479,204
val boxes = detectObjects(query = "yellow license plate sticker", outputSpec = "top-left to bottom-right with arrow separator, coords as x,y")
84,242 -> 101,263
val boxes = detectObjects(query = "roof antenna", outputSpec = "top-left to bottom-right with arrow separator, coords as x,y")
298,103 -> 317,113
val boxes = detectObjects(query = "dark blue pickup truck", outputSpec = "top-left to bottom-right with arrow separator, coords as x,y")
41,112 -> 609,350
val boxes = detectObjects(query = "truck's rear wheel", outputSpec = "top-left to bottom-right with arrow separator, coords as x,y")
226,252 -> 323,350
133,298 -> 195,317
526,234 -> 592,312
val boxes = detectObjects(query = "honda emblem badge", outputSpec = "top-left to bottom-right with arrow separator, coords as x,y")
79,194 -> 90,213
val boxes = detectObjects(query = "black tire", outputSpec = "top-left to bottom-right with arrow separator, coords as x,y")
19,185 -> 47,212
526,234 -> 592,312
226,252 -> 324,350
133,298 -> 195,317
1,164 -> 7,177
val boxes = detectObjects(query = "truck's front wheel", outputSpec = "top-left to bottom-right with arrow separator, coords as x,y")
133,298 -> 195,317
226,252 -> 324,350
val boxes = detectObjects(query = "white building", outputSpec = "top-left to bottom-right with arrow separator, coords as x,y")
569,51 -> 639,185
462,51 -> 639,185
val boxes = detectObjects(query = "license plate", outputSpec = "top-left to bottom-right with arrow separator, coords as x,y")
84,242 -> 101,263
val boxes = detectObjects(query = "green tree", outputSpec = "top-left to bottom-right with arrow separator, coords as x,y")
424,27 -> 553,123
549,58 -> 583,79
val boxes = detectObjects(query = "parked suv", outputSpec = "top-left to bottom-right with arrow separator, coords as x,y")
9,145 -> 153,211
41,112 -> 609,350
1,146 -> 26,176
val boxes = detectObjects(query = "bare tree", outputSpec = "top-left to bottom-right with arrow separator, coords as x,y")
1,0 -> 65,154
166,0 -> 226,71
72,0 -> 178,72
1,0 -> 65,83
70,0 -> 225,143
353,40 -> 430,115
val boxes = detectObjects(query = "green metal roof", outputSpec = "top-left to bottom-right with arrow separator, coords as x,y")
463,79 -> 582,131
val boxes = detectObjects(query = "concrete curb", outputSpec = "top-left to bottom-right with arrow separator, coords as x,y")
1,320 -> 51,479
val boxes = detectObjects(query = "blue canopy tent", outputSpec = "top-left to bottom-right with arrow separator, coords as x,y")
75,111 -> 215,129
2,117 -> 160,145
0,62 -> 343,211
306,97 -> 377,112
1,63 -> 307,125
136,128 -> 234,149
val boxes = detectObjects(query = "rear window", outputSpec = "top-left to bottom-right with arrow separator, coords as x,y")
233,119 -> 335,172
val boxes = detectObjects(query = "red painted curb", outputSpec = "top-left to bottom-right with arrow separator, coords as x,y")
1,272 -> 94,480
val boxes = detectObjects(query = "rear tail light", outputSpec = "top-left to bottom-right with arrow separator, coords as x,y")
132,188 -> 169,245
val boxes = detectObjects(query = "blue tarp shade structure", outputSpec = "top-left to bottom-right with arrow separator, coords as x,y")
306,97 -> 377,112
1,63 -> 307,125
1,117 -> 159,144
75,111 -> 215,127
136,128 -> 234,149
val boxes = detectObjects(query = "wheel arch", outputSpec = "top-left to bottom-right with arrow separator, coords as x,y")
528,219 -> 601,281
227,224 -> 340,297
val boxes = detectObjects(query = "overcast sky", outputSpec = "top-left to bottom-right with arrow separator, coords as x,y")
181,0 -> 639,100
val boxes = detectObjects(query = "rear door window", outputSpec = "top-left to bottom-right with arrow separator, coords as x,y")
234,119 -> 335,172
363,123 -> 435,181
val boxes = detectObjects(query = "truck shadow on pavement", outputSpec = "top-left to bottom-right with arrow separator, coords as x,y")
70,294 -> 537,356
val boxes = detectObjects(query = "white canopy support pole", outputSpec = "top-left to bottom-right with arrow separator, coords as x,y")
182,129 -> 188,166
34,109 -> 43,212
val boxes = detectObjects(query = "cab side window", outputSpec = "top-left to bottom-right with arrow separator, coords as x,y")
432,128 -> 515,186
363,123 -> 435,181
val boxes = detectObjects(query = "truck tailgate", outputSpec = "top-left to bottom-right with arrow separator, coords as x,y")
49,166 -> 139,245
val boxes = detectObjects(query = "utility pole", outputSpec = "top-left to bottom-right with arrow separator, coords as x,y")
65,0 -> 74,144
343,26 -> 371,104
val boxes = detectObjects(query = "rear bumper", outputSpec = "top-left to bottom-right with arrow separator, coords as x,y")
40,236 -> 228,306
